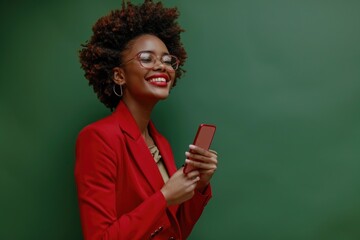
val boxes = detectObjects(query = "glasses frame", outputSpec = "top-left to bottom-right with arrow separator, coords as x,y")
120,51 -> 180,72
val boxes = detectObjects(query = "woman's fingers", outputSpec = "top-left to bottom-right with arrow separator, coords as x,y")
209,149 -> 218,156
185,151 -> 217,163
189,145 -> 215,156
185,145 -> 218,172
188,145 -> 218,157
183,146 -> 218,192
185,169 -> 200,179
161,168 -> 202,206
185,158 -> 217,170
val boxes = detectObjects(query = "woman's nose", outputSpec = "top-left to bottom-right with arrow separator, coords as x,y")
153,59 -> 166,71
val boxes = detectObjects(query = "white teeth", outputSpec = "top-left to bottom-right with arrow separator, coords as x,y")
149,77 -> 166,83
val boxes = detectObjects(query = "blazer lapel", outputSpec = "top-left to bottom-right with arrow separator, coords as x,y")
149,122 -> 178,177
148,122 -> 180,226
114,102 -> 164,192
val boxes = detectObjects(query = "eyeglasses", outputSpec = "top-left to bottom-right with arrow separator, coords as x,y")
121,51 -> 179,71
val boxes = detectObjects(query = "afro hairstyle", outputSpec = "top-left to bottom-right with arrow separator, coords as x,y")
79,0 -> 187,110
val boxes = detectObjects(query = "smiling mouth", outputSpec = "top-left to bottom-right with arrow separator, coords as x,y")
148,77 -> 167,83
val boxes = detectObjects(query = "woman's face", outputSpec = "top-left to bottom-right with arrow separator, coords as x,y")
115,34 -> 176,105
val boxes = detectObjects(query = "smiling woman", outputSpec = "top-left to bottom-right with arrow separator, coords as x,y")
78,0 -> 187,110
112,34 -> 176,104
74,1 -> 218,240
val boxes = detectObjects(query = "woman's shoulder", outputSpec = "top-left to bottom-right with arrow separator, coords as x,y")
77,114 -> 120,141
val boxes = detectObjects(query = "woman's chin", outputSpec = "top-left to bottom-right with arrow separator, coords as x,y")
157,93 -> 170,101
152,89 -> 171,100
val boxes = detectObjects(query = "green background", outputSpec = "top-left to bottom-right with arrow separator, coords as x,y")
1,0 -> 360,239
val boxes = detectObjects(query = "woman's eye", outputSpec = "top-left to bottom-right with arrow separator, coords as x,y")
162,56 -> 172,65
140,57 -> 152,63
139,53 -> 153,63
141,59 -> 152,64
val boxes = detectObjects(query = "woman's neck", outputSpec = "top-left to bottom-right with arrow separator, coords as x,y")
122,97 -> 156,135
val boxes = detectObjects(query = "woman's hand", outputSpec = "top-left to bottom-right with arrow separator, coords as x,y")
161,168 -> 200,206
185,145 -> 218,192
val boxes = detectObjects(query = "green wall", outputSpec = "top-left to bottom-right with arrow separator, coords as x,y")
1,0 -> 359,239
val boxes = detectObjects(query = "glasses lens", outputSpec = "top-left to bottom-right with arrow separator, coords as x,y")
162,55 -> 179,70
137,52 -> 179,71
138,52 -> 154,68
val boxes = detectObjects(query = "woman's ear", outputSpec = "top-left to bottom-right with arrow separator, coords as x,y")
113,67 -> 126,85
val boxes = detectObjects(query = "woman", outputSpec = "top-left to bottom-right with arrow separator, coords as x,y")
75,1 -> 218,239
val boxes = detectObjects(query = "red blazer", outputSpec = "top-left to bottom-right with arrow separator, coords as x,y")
75,102 -> 212,240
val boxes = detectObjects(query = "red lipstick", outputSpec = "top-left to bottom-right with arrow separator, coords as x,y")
145,74 -> 170,87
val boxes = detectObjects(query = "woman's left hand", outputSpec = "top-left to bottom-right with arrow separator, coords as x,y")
185,144 -> 218,192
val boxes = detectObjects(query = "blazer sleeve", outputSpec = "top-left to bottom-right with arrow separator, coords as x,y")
74,126 -> 167,240
176,185 -> 212,238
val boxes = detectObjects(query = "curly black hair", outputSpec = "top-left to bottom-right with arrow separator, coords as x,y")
79,0 -> 187,110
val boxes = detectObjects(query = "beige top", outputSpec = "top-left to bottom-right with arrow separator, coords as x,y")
148,145 -> 169,183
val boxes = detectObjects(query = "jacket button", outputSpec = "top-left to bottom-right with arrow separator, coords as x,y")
169,237 -> 176,240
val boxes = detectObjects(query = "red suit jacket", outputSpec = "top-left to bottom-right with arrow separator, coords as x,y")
75,102 -> 212,240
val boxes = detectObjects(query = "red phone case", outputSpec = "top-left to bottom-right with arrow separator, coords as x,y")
183,124 -> 216,174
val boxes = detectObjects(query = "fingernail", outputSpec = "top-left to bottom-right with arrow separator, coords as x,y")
189,144 -> 195,149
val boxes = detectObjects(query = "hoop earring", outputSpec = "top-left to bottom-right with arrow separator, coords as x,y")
113,84 -> 123,97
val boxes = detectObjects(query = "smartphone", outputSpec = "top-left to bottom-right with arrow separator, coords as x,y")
183,124 -> 216,174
